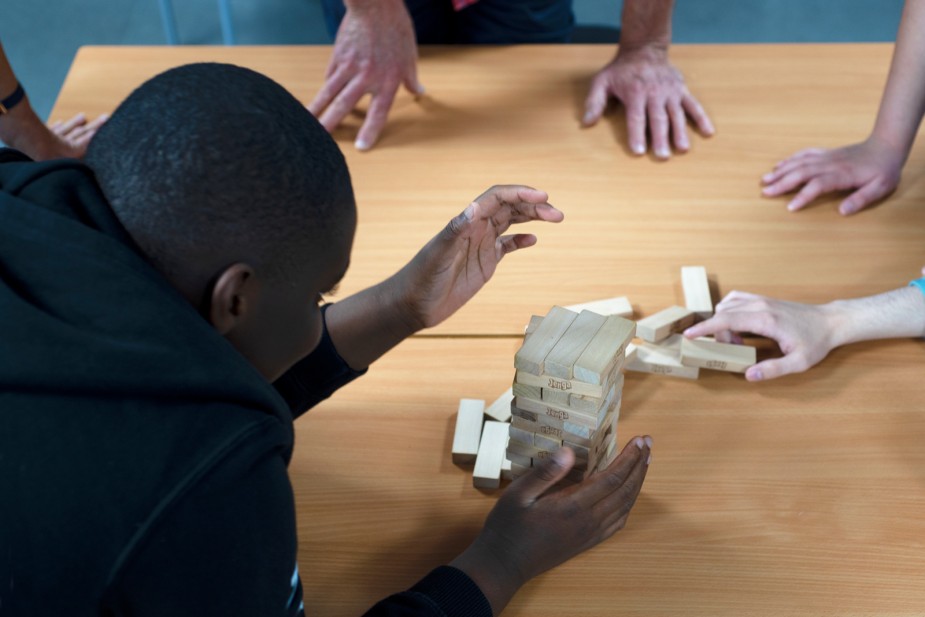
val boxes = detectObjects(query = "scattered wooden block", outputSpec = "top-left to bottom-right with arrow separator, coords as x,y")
473,421 -> 510,489
625,334 -> 700,379
681,266 -> 713,320
636,306 -> 695,343
565,296 -> 633,318
514,306 -> 578,375
574,315 -> 635,384
484,387 -> 513,422
451,398 -> 485,465
680,337 -> 756,373
544,310 -> 607,379
625,342 -> 638,365
501,456 -> 513,481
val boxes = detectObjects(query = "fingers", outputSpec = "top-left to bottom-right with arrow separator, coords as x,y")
667,98 -> 689,153
744,354 -> 808,382
582,77 -> 609,127
647,98 -> 671,160
625,95 -> 647,156
761,164 -> 825,198
403,70 -> 426,97
578,436 -> 650,509
317,77 -> 370,133
785,177 -> 829,212
684,310 -> 773,341
355,86 -> 398,151
681,92 -> 714,137
50,113 -> 87,137
308,63 -> 352,117
472,185 -> 563,225
497,233 -> 537,255
839,178 -> 892,216
512,447 -> 576,505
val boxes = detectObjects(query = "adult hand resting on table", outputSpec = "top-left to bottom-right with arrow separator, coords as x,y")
308,0 -> 424,152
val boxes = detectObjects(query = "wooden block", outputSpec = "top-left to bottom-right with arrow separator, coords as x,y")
511,462 -> 531,478
451,398 -> 485,465
570,373 -> 623,413
509,424 -> 534,446
680,337 -> 756,373
541,387 -> 571,405
544,310 -> 608,379
635,306 -> 695,343
506,451 -> 532,467
524,314 -> 544,336
564,440 -> 590,459
514,306 -> 578,375
515,370 -> 604,398
594,438 -> 619,472
507,438 -> 541,458
484,387 -> 513,422
512,381 -> 542,401
534,432 -> 562,451
473,421 -> 510,489
625,334 -> 700,379
574,315 -> 636,384
625,342 -> 638,365
514,395 -> 603,430
511,413 -> 538,434
564,296 -> 633,318
682,266 -> 713,319
501,456 -> 513,481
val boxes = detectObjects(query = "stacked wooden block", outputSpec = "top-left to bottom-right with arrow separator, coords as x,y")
507,306 -> 636,485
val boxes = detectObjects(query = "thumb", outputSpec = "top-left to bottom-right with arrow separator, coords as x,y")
514,448 -> 575,505
440,202 -> 477,241
745,353 -> 808,382
582,80 -> 608,126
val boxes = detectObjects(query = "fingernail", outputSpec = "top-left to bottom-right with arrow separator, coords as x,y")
656,147 -> 670,159
747,367 -> 763,381
416,84 -> 426,95
633,437 -> 645,450
787,202 -> 797,211
355,139 -> 371,151
762,173 -> 771,182
463,202 -> 475,222
646,453 -> 652,465
644,436 -> 653,448
582,111 -> 594,124
631,143 -> 645,155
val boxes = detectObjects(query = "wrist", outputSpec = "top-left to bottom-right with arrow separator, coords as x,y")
821,300 -> 854,349
0,99 -> 54,158
615,41 -> 670,63
866,128 -> 913,169
344,0 -> 405,16
450,535 -> 526,615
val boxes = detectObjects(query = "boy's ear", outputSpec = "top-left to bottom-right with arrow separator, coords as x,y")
208,263 -> 258,335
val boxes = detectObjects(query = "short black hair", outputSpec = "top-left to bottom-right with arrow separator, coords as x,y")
86,62 -> 355,283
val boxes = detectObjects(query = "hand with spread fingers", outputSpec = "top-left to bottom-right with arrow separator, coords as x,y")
452,437 -> 652,615
582,0 -> 714,159
762,0 -> 925,215
308,0 -> 424,152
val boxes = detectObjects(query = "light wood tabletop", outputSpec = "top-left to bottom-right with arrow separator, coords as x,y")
53,44 -> 925,336
52,45 -> 925,616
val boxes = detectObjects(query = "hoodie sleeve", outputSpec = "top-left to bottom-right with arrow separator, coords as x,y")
273,304 -> 366,418
361,567 -> 493,617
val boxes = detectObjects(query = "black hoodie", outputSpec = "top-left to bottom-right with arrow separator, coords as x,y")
0,151 -> 491,617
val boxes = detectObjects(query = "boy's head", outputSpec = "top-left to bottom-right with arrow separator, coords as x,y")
86,63 -> 356,381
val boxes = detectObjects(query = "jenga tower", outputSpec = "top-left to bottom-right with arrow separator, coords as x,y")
507,306 -> 635,484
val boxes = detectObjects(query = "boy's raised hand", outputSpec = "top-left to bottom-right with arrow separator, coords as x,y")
394,185 -> 564,330
451,437 -> 652,615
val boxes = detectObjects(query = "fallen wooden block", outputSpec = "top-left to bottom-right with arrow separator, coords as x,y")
451,398 -> 485,464
474,421 -> 510,489
625,335 -> 700,380
514,306 -> 578,375
636,306 -> 695,343
484,387 -> 513,423
682,266 -> 713,320
564,296 -> 633,318
680,337 -> 756,373
501,457 -> 513,481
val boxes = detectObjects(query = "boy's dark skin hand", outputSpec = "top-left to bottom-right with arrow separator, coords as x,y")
452,438 -> 652,615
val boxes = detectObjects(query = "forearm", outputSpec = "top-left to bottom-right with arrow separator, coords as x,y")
619,0 -> 674,52
450,538 -> 524,616
869,0 -> 925,161
324,275 -> 421,371
826,285 -> 925,348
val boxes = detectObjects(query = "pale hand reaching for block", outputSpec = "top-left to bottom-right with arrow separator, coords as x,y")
450,437 -> 652,616
684,287 -> 925,382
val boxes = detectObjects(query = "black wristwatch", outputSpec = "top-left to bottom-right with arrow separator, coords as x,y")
0,83 -> 25,115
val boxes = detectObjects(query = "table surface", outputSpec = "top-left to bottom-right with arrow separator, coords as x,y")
53,45 -> 925,616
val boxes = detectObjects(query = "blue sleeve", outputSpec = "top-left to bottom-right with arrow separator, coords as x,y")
273,304 -> 366,419
909,277 -> 925,297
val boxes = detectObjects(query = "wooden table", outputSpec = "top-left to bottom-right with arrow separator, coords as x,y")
53,45 -> 925,615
